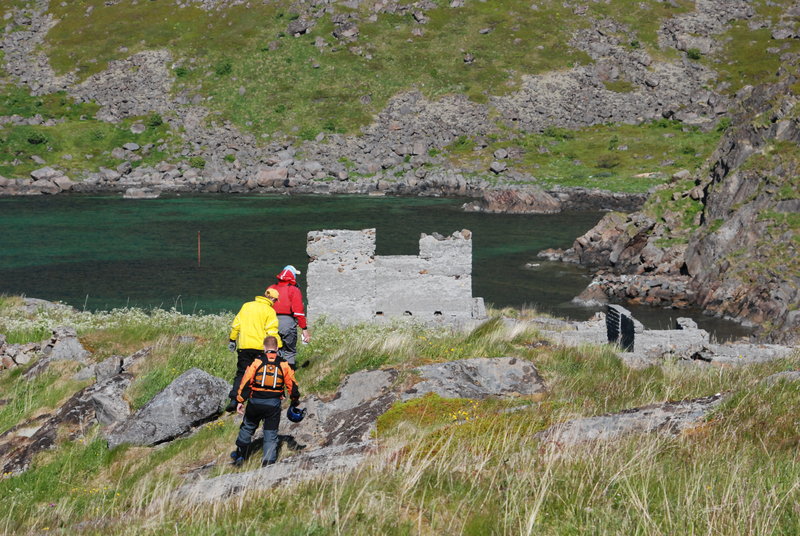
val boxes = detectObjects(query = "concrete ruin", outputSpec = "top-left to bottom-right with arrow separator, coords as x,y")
306,229 -> 486,325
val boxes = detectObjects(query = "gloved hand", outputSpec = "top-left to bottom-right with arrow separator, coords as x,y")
228,340 -> 237,353
290,396 -> 300,407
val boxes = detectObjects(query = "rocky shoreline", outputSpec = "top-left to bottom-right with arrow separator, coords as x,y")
540,73 -> 800,345
0,164 -> 649,212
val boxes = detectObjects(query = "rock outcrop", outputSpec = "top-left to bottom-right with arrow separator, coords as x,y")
536,394 -> 725,446
105,368 -> 228,448
544,71 -> 800,344
173,357 -> 546,503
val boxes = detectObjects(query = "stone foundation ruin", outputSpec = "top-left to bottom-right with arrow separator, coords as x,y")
306,229 -> 486,325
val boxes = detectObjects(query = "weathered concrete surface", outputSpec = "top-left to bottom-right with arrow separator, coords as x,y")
536,394 -> 725,446
532,312 -> 795,369
307,229 -> 377,324
106,368 -> 228,448
402,357 -> 546,400
307,229 -> 486,326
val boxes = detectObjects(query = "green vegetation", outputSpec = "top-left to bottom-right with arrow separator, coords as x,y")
447,120 -> 721,193
708,1 -> 800,95
0,303 -> 798,533
40,0 -> 699,138
602,79 -> 637,93
0,88 -> 172,178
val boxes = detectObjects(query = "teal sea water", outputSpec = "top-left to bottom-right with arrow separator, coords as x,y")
0,194 -> 750,338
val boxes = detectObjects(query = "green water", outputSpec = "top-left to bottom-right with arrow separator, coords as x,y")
0,194 -> 751,339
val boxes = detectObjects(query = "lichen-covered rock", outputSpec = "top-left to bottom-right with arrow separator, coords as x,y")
536,394 -> 725,445
91,373 -> 133,427
172,442 -> 373,504
105,368 -> 228,448
403,357 -> 545,400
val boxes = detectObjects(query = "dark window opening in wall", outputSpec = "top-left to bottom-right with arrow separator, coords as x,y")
434,311 -> 442,316
403,311 -> 413,316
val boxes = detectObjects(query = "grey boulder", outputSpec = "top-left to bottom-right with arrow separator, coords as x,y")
106,368 -> 228,448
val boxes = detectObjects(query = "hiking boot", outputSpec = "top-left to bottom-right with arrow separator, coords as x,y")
225,399 -> 238,412
261,460 -> 276,468
230,451 -> 245,467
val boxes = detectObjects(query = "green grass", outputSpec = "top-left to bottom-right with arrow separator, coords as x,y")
0,88 -> 173,178
0,365 -> 89,435
708,1 -> 800,95
447,120 -> 721,193
43,0 -> 592,137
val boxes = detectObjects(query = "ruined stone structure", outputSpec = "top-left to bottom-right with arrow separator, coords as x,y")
306,229 -> 486,325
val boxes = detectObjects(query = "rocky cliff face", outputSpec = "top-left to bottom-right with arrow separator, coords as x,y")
548,62 -> 800,343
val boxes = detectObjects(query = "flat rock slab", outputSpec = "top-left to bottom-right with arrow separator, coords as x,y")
106,368 -> 228,448
403,357 -> 545,400
172,442 -> 373,504
536,394 -> 725,446
761,370 -> 800,386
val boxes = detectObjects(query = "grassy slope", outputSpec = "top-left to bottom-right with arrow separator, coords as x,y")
0,60 -> 174,178
447,119 -> 724,193
0,303 -> 798,534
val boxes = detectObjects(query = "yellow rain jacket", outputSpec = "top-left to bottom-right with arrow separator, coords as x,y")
229,296 -> 283,350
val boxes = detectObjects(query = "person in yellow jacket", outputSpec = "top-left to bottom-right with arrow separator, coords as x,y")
226,288 -> 283,411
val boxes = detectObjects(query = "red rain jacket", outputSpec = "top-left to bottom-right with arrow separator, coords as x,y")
268,269 -> 308,329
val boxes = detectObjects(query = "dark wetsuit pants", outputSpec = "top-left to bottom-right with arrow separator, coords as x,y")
236,397 -> 281,465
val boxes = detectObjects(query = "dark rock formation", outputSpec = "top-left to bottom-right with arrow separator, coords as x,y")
463,188 -> 561,214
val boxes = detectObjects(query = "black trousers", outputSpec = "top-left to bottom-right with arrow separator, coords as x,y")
236,397 -> 282,465
229,348 -> 264,400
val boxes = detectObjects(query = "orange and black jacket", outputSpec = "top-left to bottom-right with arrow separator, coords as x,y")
236,351 -> 300,403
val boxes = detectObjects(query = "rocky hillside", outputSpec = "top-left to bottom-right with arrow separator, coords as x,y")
1,0 -> 796,198
544,63 -> 800,344
0,298 -> 798,533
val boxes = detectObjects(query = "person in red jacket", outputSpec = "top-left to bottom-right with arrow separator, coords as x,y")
268,265 -> 310,370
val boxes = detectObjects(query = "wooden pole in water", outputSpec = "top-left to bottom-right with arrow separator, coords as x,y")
197,231 -> 201,267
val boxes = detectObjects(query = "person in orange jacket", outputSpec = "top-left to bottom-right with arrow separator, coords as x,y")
226,287 -> 283,412
230,335 -> 300,467
268,265 -> 310,370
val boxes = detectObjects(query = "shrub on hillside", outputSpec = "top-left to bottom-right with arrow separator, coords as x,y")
188,156 -> 206,169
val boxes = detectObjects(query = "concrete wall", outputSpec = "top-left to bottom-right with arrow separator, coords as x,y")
307,229 -> 486,325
